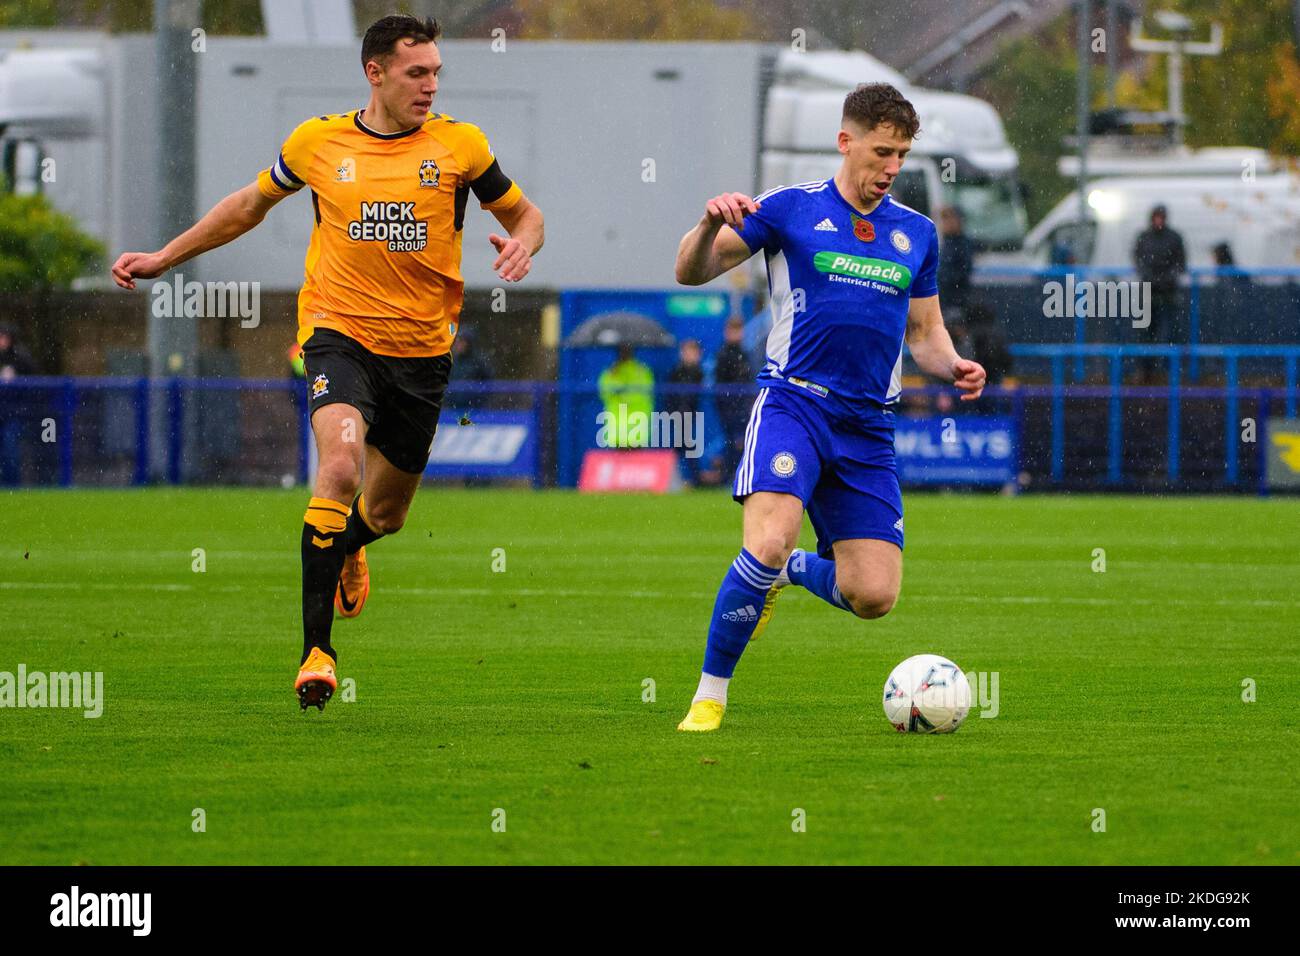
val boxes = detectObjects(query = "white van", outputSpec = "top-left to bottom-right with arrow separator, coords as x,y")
1017,172 -> 1300,270
762,51 -> 1027,253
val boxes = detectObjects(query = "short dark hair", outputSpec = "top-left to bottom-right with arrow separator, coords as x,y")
843,83 -> 920,139
361,14 -> 441,71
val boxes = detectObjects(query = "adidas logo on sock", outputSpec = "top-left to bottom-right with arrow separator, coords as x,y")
813,218 -> 837,232
723,604 -> 759,623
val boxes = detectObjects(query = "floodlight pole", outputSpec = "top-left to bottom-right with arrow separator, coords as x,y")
1105,0 -> 1118,107
1076,0 -> 1091,224
150,0 -> 202,481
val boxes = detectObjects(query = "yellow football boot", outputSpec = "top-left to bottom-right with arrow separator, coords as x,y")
677,698 -> 725,732
295,647 -> 337,711
334,546 -> 370,618
749,585 -> 784,641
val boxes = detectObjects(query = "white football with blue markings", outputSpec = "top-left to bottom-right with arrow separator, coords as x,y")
883,653 -> 971,734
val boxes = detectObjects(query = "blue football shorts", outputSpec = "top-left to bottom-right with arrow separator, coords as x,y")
731,383 -> 904,557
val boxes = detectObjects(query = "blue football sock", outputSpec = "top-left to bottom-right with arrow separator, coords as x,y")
787,548 -> 852,612
700,549 -> 781,678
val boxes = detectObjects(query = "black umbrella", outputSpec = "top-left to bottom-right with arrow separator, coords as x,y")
563,311 -> 676,348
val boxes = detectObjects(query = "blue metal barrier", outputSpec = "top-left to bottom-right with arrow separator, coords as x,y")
1009,344 -> 1300,487
0,376 -> 311,488
974,266 -> 1300,379
1,361 -> 1297,491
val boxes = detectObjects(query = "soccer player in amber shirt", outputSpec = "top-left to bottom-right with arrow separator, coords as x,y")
112,16 -> 545,710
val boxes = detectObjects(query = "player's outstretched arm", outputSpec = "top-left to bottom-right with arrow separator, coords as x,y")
110,181 -> 285,290
487,196 -> 544,283
675,192 -> 758,286
906,295 -> 987,401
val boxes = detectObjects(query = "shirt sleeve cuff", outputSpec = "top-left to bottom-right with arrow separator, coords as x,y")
481,181 -> 523,212
257,168 -> 295,198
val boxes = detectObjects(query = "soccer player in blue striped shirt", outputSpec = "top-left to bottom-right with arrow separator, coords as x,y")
673,83 -> 987,731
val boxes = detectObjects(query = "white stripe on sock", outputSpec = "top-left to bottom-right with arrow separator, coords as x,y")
730,563 -> 763,589
733,552 -> 779,589
731,559 -> 771,590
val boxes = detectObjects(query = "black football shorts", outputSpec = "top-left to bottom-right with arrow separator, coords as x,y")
301,328 -> 453,474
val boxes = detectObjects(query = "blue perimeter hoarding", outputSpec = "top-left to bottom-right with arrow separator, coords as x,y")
894,416 -> 1019,485
424,410 -> 539,481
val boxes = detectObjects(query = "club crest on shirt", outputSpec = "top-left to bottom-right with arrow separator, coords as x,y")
770,452 -> 798,478
890,229 -> 912,253
852,215 -> 875,243
311,374 -> 329,400
418,159 -> 440,188
335,157 -> 356,183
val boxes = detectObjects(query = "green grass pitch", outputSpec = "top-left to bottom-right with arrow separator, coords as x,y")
0,487 -> 1295,865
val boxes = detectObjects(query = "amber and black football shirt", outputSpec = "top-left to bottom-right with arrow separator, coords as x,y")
257,109 -> 523,357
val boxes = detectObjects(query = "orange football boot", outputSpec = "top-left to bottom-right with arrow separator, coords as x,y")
295,647 -> 337,711
334,546 -> 370,618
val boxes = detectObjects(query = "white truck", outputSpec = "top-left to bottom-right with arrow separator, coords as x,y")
1002,125 -> 1300,270
0,34 -> 1028,290
1019,170 -> 1300,270
762,49 -> 1026,252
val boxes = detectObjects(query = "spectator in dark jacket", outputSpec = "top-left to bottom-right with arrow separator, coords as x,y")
1132,205 -> 1186,381
0,326 -> 35,380
667,338 -> 704,418
667,338 -> 704,484
960,303 -> 1012,387
713,317 -> 754,482
1134,205 -> 1187,294
1212,241 -> 1252,321
937,206 -> 974,315
450,325 -> 494,411
0,326 -> 35,485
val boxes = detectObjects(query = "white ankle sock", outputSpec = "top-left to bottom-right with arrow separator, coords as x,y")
693,672 -> 730,706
